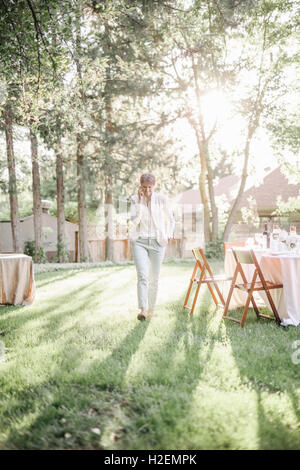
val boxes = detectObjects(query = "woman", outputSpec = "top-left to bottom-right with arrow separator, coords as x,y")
129,173 -> 174,321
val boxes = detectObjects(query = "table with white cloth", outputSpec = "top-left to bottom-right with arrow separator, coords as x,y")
0,254 -> 35,305
224,248 -> 300,326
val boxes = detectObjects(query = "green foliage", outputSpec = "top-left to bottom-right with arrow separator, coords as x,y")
56,238 -> 70,263
50,201 -> 99,224
274,194 -> 300,217
23,240 -> 35,258
24,240 -> 47,263
50,202 -> 78,223
240,196 -> 260,227
204,238 -> 224,260
0,0 -> 299,250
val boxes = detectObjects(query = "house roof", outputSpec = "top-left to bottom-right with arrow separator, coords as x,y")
173,174 -> 240,205
173,167 -> 300,212
0,213 -> 78,228
238,167 -> 300,210
173,189 -> 202,205
214,174 -> 240,200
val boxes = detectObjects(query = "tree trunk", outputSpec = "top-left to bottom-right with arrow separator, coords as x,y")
104,78 -> 115,262
3,104 -> 22,253
56,140 -> 67,262
223,132 -> 253,241
199,161 -> 211,244
74,14 -> 89,262
105,177 -> 114,262
192,125 -> 211,243
29,129 -> 43,262
205,143 -> 218,241
190,57 -> 215,243
76,134 -> 89,262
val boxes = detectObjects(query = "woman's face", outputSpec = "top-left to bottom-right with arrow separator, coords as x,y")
141,182 -> 154,199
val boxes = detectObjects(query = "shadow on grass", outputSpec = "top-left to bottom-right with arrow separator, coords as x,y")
1,320 -> 151,449
0,277 -> 105,345
7,264 -> 298,450
0,263 -> 134,343
35,265 -> 125,289
0,274 -> 217,449
96,288 -> 223,449
223,308 -> 300,449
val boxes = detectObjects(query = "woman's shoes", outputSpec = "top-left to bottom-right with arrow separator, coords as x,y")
137,311 -> 154,321
137,312 -> 146,321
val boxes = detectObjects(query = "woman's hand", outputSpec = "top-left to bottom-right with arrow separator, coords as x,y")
138,186 -> 143,202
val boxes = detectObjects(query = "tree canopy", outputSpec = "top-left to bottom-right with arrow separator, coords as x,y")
0,0 -> 299,259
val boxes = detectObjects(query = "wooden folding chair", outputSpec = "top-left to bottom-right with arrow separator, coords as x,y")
183,248 -> 232,314
223,248 -> 282,327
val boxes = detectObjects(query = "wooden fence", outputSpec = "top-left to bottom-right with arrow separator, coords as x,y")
86,238 -> 185,262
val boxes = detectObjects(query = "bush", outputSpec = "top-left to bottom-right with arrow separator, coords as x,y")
204,238 -> 224,260
56,239 -> 70,263
24,240 -> 47,263
50,202 -> 78,223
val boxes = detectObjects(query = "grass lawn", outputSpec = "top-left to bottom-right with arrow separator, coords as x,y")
0,260 -> 299,450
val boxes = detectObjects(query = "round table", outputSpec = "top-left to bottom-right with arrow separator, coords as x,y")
224,249 -> 300,326
260,253 -> 300,326
0,253 -> 35,305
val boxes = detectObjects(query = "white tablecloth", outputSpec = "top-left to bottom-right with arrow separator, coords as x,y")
224,249 -> 300,326
0,254 -> 35,305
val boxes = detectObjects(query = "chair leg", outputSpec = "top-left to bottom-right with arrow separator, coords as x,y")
190,280 -> 202,314
240,292 -> 253,327
223,268 -> 238,319
207,282 -> 219,306
190,267 -> 208,314
250,295 -> 260,318
222,286 -> 233,319
183,279 -> 194,309
264,289 -> 281,323
212,281 -> 226,306
200,252 -> 226,306
240,275 -> 258,327
183,264 -> 198,309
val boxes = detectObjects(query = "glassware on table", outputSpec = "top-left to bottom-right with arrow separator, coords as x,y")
296,236 -> 300,255
287,234 -> 297,252
270,238 -> 280,251
246,237 -> 255,247
254,233 -> 264,249
271,224 -> 280,251
278,230 -> 288,251
262,222 -> 270,249
272,224 -> 280,238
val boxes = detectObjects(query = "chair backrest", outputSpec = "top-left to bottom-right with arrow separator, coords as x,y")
192,248 -> 203,263
232,248 -> 254,265
192,248 -> 212,269
232,249 -> 261,275
224,241 -> 246,252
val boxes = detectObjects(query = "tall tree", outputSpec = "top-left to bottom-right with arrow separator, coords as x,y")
74,7 -> 90,262
29,129 -> 43,261
2,97 -> 22,252
0,0 -> 73,258
223,0 -> 299,240
88,0 -> 178,259
157,0 -> 298,243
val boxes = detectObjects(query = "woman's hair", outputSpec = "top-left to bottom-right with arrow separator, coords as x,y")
140,173 -> 156,185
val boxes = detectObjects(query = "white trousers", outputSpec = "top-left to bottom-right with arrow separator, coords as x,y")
131,237 -> 166,310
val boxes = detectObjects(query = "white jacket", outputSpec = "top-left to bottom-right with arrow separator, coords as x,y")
129,192 -> 175,247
